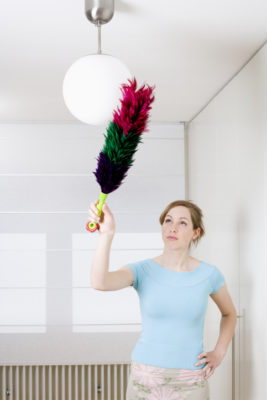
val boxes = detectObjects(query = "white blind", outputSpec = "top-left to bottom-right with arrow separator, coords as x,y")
0,234 -> 46,333
0,122 -> 184,363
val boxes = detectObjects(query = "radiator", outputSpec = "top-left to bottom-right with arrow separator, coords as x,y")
0,364 -> 131,400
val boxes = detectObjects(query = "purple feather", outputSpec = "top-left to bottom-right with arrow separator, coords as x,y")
93,152 -> 132,194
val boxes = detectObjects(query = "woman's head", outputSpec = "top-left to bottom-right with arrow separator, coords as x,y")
159,200 -> 205,249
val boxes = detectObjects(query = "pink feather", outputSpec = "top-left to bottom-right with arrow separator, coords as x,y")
112,77 -> 155,136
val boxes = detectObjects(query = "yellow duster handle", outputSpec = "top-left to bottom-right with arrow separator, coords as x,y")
86,191 -> 108,232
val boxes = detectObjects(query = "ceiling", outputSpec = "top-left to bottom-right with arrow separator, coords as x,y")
1,0 -> 267,124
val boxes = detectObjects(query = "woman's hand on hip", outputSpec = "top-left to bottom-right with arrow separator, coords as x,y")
194,349 -> 226,380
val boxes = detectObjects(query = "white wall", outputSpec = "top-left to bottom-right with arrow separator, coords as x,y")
0,122 -> 185,364
185,43 -> 267,400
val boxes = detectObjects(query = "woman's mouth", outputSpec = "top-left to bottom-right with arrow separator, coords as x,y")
167,236 -> 177,240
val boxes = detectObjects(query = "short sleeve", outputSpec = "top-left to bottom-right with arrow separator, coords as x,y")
126,260 -> 143,291
209,267 -> 225,294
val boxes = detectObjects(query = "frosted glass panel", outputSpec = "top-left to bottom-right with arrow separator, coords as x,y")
0,175 -> 184,212
72,232 -> 163,250
0,251 -> 46,287
72,233 -> 161,332
0,234 -> 46,333
0,234 -> 46,250
72,247 -> 161,287
72,288 -> 141,325
0,289 -> 46,326
0,123 -> 184,174
73,324 -> 142,333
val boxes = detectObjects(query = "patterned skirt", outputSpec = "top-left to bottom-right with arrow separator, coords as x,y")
126,361 -> 210,400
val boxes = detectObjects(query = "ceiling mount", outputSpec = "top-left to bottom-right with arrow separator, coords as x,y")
85,0 -> 114,54
85,0 -> 114,25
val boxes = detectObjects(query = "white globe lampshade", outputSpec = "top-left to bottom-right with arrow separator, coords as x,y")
63,54 -> 132,125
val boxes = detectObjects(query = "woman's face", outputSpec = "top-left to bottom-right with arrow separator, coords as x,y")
161,206 -> 200,249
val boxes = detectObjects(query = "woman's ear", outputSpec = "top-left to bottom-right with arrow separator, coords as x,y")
193,227 -> 201,239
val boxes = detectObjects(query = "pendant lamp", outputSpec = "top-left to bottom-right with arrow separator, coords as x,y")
63,0 -> 132,126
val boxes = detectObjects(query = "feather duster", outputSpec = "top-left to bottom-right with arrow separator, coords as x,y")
86,77 -> 155,232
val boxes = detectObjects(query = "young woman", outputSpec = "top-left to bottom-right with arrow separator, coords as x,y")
89,199 -> 237,400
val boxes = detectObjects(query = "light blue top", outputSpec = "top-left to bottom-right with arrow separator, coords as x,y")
126,258 -> 225,370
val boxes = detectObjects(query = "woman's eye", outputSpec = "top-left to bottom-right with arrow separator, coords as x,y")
165,219 -> 187,226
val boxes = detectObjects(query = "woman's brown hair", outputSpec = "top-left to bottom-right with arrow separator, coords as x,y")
159,200 -> 205,248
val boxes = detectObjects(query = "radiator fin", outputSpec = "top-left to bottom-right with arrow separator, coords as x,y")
0,364 -> 131,400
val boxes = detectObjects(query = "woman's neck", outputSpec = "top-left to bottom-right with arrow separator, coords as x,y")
158,252 -> 192,269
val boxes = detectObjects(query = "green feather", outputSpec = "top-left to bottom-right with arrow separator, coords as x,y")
102,122 -> 143,166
